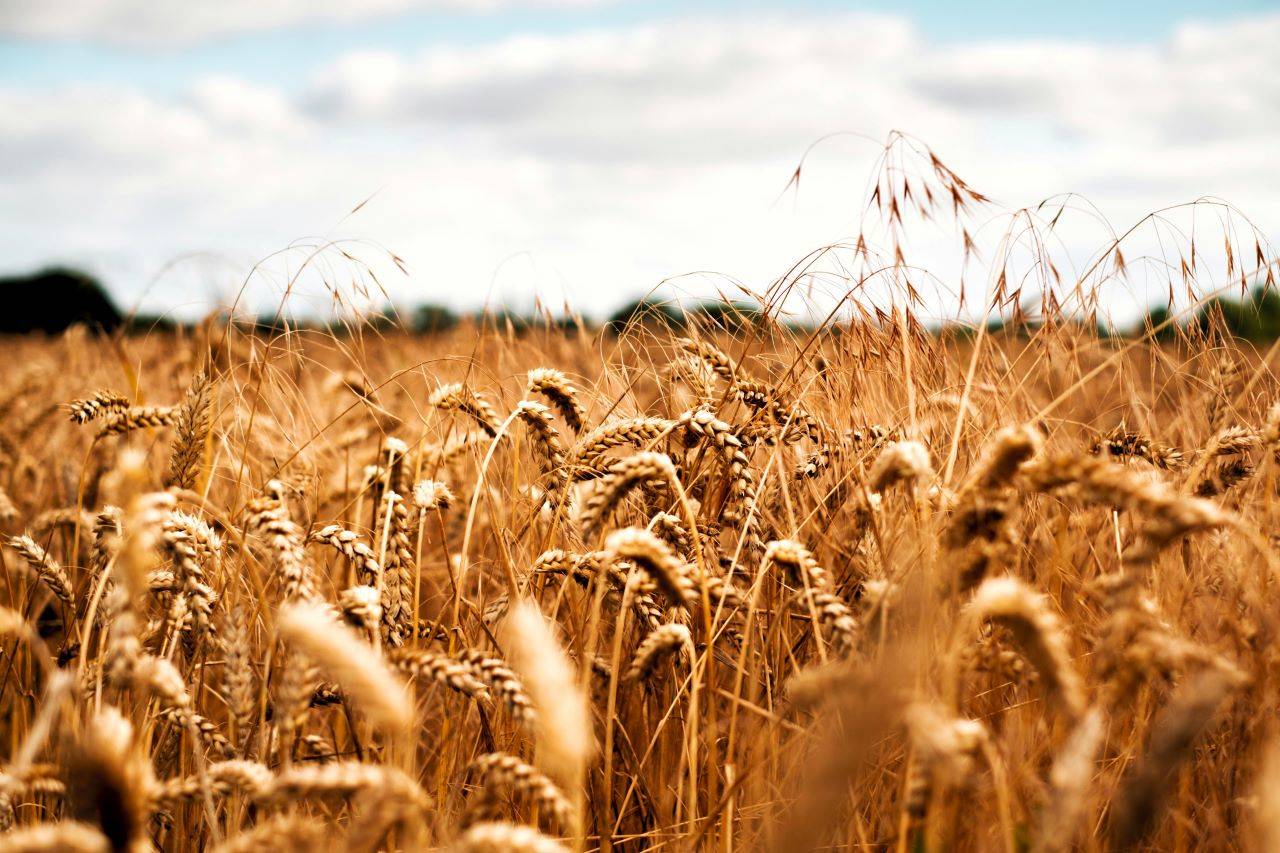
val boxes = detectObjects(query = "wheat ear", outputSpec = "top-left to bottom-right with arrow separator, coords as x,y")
67,390 -> 130,424
526,368 -> 586,433
430,383 -> 500,436
207,814 -> 328,853
5,535 -> 74,610
467,752 -> 575,832
580,452 -> 679,540
1034,708 -> 1105,853
604,527 -> 696,608
968,576 -> 1086,721
277,601 -> 413,732
451,822 -> 569,852
165,371 -> 214,490
0,822 -> 111,852
501,601 -> 595,787
624,622 -> 693,682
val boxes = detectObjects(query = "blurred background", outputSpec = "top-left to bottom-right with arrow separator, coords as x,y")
1,0 -> 1277,327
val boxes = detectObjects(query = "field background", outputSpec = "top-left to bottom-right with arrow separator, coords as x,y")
1,311 -> 1279,851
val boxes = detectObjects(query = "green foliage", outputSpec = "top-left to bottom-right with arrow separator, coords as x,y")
1132,303 -> 1178,342
1134,285 -> 1280,342
607,297 -> 684,332
606,297 -> 768,333
685,300 -> 764,332
412,303 -> 460,334
1192,287 -> 1280,342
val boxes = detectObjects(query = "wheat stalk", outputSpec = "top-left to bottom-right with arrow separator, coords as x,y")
277,601 -> 413,732
968,576 -> 1086,721
501,601 -> 595,788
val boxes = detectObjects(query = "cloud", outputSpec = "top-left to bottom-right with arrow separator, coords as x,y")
303,15 -> 921,163
910,18 -> 1280,146
1,11 -> 1277,319
301,12 -> 1280,171
0,0 -> 603,47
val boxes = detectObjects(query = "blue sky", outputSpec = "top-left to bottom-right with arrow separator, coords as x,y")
4,1 -> 1274,91
1,0 -> 1277,320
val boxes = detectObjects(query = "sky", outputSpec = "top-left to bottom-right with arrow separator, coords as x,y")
1,0 -> 1278,322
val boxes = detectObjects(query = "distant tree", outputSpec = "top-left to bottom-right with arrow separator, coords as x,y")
509,311 -> 584,335
412,303 -> 460,334
0,266 -> 122,334
479,309 -> 534,335
126,314 -> 178,334
240,313 -> 312,335
1127,286 -> 1280,342
607,297 -> 684,332
1132,303 -> 1179,341
327,308 -> 396,337
541,314 -> 583,334
1191,287 -> 1280,342
935,315 -> 1018,340
685,300 -> 763,332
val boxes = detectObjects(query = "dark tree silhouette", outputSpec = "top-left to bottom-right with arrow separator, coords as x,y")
607,297 -> 684,332
685,300 -> 763,332
0,267 -> 122,334
412,303 -> 460,334
1133,285 -> 1280,343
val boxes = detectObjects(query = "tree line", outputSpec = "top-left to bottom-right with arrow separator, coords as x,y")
4,265 -> 1279,341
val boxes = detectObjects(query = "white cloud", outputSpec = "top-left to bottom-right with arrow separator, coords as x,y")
185,76 -> 305,137
304,16 -> 921,163
1,12 -> 1278,320
0,0 -> 604,47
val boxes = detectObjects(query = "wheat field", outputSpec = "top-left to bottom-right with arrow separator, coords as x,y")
3,144 -> 1280,852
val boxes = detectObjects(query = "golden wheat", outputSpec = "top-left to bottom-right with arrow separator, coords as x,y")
5,183 -> 1280,850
